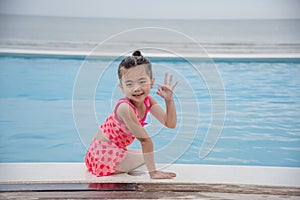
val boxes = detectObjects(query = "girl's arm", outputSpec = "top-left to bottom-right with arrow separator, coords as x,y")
150,73 -> 178,128
117,103 -> 176,179
149,97 -> 176,128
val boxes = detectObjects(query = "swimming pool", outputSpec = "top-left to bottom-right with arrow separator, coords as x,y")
0,55 -> 299,167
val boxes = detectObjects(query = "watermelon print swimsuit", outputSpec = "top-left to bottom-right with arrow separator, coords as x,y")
85,96 -> 151,177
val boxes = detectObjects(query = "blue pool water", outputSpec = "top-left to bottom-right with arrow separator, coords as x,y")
0,55 -> 300,167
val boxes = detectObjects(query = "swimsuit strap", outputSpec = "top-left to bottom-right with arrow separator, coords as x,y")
144,96 -> 151,110
114,98 -> 138,116
113,96 -> 151,125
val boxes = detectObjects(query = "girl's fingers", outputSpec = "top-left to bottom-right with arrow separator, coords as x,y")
169,172 -> 176,177
169,74 -> 173,86
164,72 -> 177,88
172,81 -> 179,90
164,72 -> 168,85
151,171 -> 176,179
157,85 -> 163,93
156,86 -> 163,96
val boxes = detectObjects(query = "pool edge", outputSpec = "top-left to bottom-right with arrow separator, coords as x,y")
0,163 -> 299,187
1,48 -> 300,61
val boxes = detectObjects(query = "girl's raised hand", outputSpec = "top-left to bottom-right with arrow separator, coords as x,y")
157,72 -> 178,101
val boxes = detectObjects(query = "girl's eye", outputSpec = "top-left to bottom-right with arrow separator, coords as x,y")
126,83 -> 132,87
140,81 -> 147,84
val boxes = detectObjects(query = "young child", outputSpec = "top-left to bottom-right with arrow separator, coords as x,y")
85,50 -> 178,179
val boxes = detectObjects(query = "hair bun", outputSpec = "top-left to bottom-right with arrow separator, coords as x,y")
132,50 -> 142,57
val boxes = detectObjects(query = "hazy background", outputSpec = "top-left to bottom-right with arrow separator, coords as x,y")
1,0 -> 300,19
0,0 -> 300,55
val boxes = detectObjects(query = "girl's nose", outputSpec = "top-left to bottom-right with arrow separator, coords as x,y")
133,84 -> 141,92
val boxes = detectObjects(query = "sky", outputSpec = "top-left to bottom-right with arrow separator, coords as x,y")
0,0 -> 299,19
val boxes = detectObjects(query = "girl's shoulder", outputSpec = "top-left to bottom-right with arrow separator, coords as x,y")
114,98 -> 135,112
148,95 -> 158,107
115,96 -> 155,113
114,99 -> 136,123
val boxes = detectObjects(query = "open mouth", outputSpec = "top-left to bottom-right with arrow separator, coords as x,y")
132,93 -> 144,97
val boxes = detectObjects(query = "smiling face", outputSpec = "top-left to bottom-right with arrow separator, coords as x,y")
119,65 -> 155,104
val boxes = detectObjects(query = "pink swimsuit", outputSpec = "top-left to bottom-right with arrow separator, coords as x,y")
85,96 -> 151,177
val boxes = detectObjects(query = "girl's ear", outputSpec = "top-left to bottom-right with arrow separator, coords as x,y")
151,78 -> 155,89
118,82 -> 123,90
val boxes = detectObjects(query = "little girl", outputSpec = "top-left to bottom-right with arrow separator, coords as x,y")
85,50 -> 178,179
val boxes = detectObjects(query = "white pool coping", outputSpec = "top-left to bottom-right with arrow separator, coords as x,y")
1,48 -> 300,60
0,163 -> 299,187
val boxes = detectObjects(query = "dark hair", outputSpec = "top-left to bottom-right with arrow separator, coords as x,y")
118,50 -> 152,80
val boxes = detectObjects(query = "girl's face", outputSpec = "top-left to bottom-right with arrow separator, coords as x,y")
119,65 -> 154,104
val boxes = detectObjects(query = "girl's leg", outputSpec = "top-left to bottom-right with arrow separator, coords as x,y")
115,149 -> 144,173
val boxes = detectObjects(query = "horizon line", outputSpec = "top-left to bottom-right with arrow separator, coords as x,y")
1,13 -> 300,21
